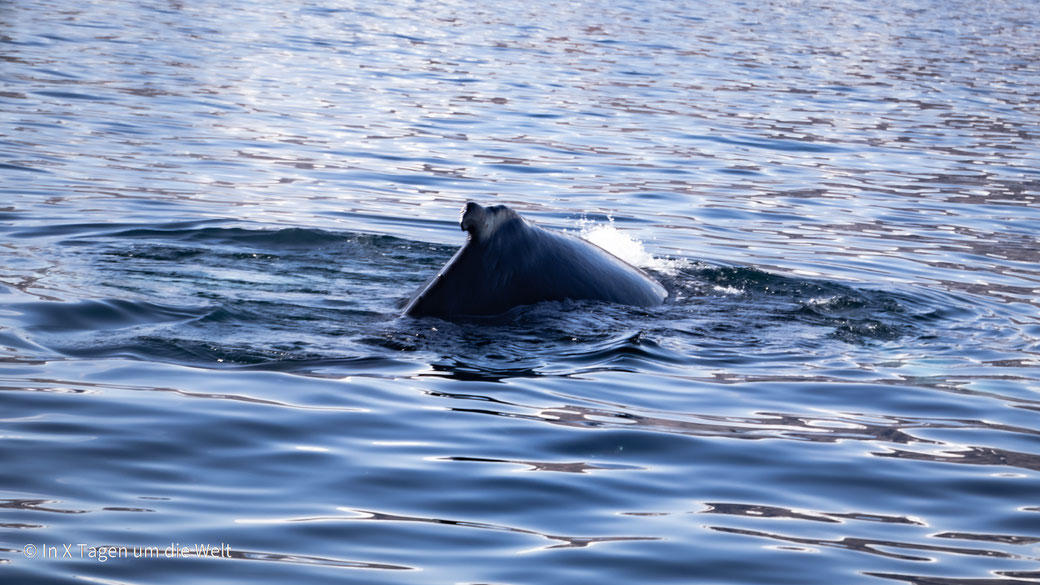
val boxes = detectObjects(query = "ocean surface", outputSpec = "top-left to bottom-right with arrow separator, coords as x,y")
2,0 -> 1039,583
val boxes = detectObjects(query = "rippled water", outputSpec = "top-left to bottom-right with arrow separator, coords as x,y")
2,0 -> 1039,583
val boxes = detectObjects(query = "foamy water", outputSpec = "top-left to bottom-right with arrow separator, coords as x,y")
577,220 -> 688,276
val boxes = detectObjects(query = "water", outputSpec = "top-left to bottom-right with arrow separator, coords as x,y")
2,0 -> 1039,583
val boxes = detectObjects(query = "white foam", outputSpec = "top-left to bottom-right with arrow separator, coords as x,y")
712,285 -> 742,296
574,218 -> 687,276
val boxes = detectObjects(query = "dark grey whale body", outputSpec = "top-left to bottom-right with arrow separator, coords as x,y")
403,202 -> 667,318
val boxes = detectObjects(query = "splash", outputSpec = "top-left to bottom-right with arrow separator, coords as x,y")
574,218 -> 686,276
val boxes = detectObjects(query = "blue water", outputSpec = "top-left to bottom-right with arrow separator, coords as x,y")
2,0 -> 1040,583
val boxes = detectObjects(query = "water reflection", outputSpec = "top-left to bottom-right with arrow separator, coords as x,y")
229,548 -> 413,571
700,502 -> 1039,578
702,503 -> 923,526
867,572 -> 1040,585
239,507 -> 659,552
2,0 -> 1039,584
0,498 -> 88,515
441,456 -> 642,473
707,525 -> 1016,562
877,445 -> 1040,473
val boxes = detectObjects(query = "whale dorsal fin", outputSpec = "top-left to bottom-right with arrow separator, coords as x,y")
460,202 -> 522,242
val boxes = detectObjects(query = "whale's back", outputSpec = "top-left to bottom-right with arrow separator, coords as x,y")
403,203 -> 666,318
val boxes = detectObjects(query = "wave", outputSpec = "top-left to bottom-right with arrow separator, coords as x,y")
1,221 -> 970,378
102,226 -> 355,249
11,298 -> 211,333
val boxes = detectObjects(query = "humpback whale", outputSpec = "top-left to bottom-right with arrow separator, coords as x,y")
403,202 -> 667,318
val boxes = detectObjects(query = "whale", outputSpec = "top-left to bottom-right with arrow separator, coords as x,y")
403,202 -> 667,318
